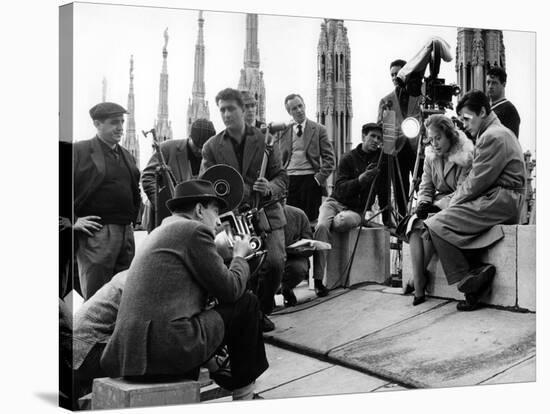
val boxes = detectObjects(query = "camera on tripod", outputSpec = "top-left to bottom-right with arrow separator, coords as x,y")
396,36 -> 462,141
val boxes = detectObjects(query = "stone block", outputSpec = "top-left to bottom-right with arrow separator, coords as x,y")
517,225 -> 536,311
91,377 -> 200,409
325,227 -> 390,289
403,225 -> 520,307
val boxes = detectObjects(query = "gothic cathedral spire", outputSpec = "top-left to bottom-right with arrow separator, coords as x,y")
455,28 -> 506,96
187,11 -> 211,135
238,14 -> 266,123
317,19 -> 352,188
155,27 -> 173,142
121,55 -> 140,167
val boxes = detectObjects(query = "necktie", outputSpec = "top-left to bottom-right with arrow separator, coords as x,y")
297,124 -> 303,137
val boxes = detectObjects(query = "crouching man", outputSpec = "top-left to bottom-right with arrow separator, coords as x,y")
100,179 -> 268,400
424,90 -> 526,311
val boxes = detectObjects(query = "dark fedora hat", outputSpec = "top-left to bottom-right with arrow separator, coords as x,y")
166,179 -> 228,212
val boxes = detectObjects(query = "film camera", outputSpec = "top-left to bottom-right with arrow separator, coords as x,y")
201,164 -> 269,262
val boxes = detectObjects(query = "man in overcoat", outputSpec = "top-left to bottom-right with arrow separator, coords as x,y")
74,102 -> 141,300
100,180 -> 268,400
277,93 -> 335,224
200,88 -> 288,332
424,90 -> 526,311
141,118 -> 216,232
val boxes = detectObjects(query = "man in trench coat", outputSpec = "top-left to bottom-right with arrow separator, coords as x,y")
100,180 -> 268,400
424,90 -> 526,311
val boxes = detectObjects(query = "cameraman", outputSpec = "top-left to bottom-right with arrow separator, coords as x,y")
101,180 -> 268,400
201,88 -> 288,332
378,59 -> 423,217
313,123 -> 390,291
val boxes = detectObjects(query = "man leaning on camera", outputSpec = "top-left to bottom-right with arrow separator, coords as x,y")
100,179 -> 268,401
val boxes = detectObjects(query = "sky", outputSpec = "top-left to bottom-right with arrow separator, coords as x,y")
69,1 -> 536,171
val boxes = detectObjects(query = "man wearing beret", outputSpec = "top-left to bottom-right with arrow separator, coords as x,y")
73,102 -> 141,300
141,118 -> 216,232
101,180 -> 268,401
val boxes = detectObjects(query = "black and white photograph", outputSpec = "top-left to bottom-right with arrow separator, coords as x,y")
3,0 -> 547,413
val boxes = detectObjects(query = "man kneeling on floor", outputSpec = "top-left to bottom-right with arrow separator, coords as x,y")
423,90 -> 526,311
101,179 -> 268,400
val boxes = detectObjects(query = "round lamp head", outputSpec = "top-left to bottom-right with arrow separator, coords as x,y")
401,117 -> 421,138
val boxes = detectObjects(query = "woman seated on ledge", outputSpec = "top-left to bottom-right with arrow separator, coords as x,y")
404,114 -> 474,305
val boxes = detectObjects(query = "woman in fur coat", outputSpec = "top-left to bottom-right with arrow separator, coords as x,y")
406,114 -> 474,305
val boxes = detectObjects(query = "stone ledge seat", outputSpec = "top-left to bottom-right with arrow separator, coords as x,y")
324,226 -> 390,289
402,224 -> 535,311
91,376 -> 200,409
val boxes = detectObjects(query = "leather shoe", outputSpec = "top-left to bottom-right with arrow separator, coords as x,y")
456,292 -> 481,311
314,280 -> 329,297
412,295 -> 426,306
281,286 -> 297,307
261,314 -> 275,332
457,264 -> 496,294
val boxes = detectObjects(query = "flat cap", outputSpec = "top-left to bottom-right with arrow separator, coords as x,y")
240,90 -> 257,105
362,122 -> 383,134
89,102 -> 128,120
190,118 -> 216,147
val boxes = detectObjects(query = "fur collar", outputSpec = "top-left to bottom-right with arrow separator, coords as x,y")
424,130 -> 474,168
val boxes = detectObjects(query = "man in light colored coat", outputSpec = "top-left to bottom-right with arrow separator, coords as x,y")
424,90 -> 526,311
277,93 -> 335,224
101,180 -> 268,400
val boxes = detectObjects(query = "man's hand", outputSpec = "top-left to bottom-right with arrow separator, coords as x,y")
59,217 -> 71,231
358,164 -> 379,184
415,202 -> 438,219
74,215 -> 102,236
232,234 -> 253,258
253,177 -> 271,196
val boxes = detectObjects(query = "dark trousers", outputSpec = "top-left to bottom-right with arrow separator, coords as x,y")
282,256 -> 310,290
428,229 -> 485,285
288,174 -> 323,223
73,343 -> 107,400
76,224 -> 135,300
253,228 -> 285,315
213,292 -> 269,390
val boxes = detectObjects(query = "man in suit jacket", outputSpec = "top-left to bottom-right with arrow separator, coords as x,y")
73,102 -> 141,300
141,118 -> 216,232
201,88 -> 288,332
277,93 -> 335,224
378,59 -> 423,218
101,180 -> 268,400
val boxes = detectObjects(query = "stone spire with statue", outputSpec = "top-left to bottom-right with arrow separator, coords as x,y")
456,28 -> 506,96
186,11 -> 211,136
155,28 -> 173,142
237,13 -> 266,123
316,19 -> 353,190
121,55 -> 140,168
